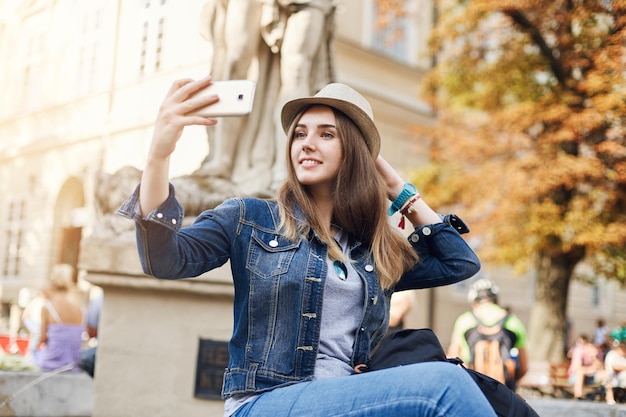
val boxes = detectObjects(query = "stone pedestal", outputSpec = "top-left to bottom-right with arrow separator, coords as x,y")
0,370 -> 94,417
79,234 -> 233,417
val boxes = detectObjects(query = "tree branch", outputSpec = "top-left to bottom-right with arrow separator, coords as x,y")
501,9 -> 568,87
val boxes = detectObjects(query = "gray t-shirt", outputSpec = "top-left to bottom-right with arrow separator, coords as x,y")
224,229 -> 365,416
315,229 -> 364,379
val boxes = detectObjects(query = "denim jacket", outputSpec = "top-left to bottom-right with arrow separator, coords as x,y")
117,184 -> 480,398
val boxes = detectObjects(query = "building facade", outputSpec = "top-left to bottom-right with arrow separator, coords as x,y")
0,1 -> 624,415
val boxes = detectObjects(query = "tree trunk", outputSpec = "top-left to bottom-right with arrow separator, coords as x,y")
527,249 -> 584,363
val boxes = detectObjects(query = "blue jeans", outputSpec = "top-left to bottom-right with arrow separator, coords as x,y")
233,362 -> 496,417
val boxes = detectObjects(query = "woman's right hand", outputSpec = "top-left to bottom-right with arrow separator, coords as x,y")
140,76 -> 220,216
149,76 -> 220,160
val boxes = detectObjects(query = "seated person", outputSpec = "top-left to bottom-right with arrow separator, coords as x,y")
568,334 -> 606,400
33,264 -> 84,372
604,339 -> 626,404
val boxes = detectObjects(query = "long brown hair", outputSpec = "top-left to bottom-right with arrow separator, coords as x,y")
277,106 -> 418,289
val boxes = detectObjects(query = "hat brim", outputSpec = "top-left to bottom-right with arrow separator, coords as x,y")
281,97 -> 381,157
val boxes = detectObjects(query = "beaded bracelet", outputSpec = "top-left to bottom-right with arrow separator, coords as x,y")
397,194 -> 421,229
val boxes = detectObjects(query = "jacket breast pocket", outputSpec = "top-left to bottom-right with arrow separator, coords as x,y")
246,229 -> 300,278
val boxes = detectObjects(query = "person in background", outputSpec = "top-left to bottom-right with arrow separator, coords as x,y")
387,290 -> 415,334
20,289 -> 46,359
604,337 -> 626,404
610,323 -> 626,351
33,264 -> 84,372
567,334 -> 606,400
117,78 -> 496,417
79,290 -> 103,377
447,278 -> 529,390
595,318 -> 610,359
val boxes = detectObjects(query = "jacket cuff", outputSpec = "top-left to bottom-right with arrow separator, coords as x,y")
116,183 -> 184,232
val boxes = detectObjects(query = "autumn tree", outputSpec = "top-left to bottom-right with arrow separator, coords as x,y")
410,0 -> 626,361
396,0 -> 626,363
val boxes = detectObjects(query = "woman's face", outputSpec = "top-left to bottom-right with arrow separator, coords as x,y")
290,105 -> 343,193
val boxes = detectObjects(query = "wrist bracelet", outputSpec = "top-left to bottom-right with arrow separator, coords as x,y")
398,194 -> 421,229
387,183 -> 418,216
400,194 -> 421,216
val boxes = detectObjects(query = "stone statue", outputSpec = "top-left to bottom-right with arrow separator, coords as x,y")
93,1 -> 336,229
195,0 -> 336,197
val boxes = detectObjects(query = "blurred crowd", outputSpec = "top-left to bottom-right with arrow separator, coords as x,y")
565,319 -> 626,404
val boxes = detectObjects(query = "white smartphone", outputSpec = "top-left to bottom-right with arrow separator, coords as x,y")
188,80 -> 256,117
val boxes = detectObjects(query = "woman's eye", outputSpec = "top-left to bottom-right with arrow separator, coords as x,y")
322,132 -> 334,139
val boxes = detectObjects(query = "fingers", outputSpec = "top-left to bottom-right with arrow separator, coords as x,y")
166,75 -> 224,118
375,155 -> 405,200
375,155 -> 403,185
166,78 -> 195,97
170,75 -> 213,102
159,75 -> 220,123
149,76 -> 220,160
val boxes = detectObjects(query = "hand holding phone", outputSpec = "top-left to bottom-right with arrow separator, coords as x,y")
188,80 -> 256,117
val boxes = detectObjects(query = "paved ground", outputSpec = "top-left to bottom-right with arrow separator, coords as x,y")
527,397 -> 626,417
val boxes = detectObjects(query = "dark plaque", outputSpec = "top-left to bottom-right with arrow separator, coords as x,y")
194,339 -> 229,399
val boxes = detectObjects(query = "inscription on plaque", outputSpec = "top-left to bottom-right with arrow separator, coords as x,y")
194,339 -> 229,399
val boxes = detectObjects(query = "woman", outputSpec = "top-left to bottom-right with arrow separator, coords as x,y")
33,264 -> 84,372
118,77 -> 496,416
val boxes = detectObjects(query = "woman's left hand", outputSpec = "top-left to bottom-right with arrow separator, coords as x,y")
375,155 -> 405,201
374,155 -> 443,226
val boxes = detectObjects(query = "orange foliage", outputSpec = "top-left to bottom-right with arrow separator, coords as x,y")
414,0 -> 626,280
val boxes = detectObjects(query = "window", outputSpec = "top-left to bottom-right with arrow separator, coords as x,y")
2,199 -> 26,279
76,4 -> 104,94
366,0 -> 432,69
139,2 -> 167,76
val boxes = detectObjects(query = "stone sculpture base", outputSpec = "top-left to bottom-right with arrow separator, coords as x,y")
80,234 -> 234,417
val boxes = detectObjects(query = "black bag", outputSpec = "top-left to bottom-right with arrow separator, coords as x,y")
363,328 -> 539,417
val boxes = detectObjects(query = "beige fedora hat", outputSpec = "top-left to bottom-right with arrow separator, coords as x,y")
280,83 -> 380,157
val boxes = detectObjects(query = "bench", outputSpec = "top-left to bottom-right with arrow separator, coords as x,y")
550,362 -> 604,400
517,361 -> 605,400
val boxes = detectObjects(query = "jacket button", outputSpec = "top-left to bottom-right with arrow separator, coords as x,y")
365,265 -> 374,272
269,239 -> 278,247
422,227 -> 431,236
156,212 -> 163,218
410,234 -> 419,243
171,219 -> 177,225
